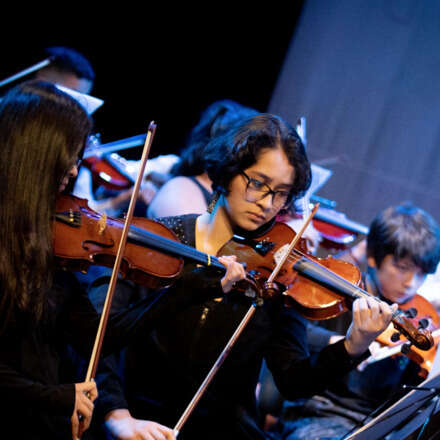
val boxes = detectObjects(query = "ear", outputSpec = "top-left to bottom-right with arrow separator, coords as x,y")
367,256 -> 377,268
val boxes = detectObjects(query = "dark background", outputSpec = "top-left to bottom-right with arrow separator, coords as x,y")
5,4 -> 437,227
0,8 -> 304,159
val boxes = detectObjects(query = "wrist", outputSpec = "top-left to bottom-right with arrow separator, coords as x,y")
344,336 -> 368,357
105,408 -> 131,421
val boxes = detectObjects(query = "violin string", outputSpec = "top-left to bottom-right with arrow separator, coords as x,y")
128,224 -> 224,269
281,248 -> 374,302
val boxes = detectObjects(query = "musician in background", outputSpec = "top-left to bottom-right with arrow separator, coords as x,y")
269,202 -> 440,440
29,45 -> 177,218
34,46 -> 95,94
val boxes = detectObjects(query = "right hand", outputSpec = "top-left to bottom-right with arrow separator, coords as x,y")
71,380 -> 98,440
218,255 -> 247,293
105,408 -> 176,440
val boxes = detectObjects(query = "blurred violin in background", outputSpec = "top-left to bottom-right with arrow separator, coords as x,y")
76,133 -> 179,216
82,133 -> 147,191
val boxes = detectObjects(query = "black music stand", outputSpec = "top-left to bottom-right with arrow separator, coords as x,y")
342,347 -> 440,440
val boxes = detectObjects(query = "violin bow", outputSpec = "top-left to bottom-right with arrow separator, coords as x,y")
268,203 -> 319,284
85,121 -> 157,382
0,57 -> 52,88
173,204 -> 319,437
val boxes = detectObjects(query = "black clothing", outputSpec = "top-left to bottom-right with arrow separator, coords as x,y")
0,269 -> 199,439
275,269 -> 423,440
106,214 -> 368,440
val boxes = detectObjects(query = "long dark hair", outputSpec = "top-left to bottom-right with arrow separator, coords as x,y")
171,99 -> 259,177
0,81 -> 92,330
204,113 -> 312,205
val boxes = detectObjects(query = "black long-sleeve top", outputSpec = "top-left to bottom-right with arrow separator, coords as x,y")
0,268 -> 196,439
102,215 -> 369,440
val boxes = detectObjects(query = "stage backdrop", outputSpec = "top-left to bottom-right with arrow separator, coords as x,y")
269,0 -> 440,226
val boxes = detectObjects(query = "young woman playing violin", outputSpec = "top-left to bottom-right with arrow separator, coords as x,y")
0,81 -> 192,440
100,113 -> 396,440
276,202 -> 440,440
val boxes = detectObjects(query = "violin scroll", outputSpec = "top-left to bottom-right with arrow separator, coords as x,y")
390,310 -> 434,351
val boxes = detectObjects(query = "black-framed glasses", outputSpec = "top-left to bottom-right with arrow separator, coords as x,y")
241,171 -> 290,209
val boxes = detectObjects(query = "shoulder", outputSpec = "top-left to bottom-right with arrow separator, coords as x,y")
158,176 -> 201,192
147,176 -> 208,218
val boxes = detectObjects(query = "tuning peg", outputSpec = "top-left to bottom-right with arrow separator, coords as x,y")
418,318 -> 430,330
391,332 -> 401,342
401,342 -> 412,355
404,308 -> 418,319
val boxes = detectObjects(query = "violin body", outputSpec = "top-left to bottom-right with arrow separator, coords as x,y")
81,133 -> 148,191
82,154 -> 133,191
312,218 -> 358,250
277,208 -> 369,254
54,194 -> 183,289
218,221 -> 362,320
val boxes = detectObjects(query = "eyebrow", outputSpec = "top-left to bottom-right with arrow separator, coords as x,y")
249,171 -> 293,189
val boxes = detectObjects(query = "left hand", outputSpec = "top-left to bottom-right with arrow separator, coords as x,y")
344,297 -> 397,357
105,409 -> 176,440
218,255 -> 247,293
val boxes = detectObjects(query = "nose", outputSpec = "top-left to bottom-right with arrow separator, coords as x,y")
69,163 -> 79,179
256,192 -> 275,211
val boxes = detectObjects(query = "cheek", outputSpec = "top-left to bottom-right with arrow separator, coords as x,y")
225,179 -> 245,209
413,274 -> 427,290
378,267 -> 400,290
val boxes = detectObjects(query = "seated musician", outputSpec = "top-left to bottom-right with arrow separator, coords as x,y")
269,202 -> 440,440
91,113 -> 395,440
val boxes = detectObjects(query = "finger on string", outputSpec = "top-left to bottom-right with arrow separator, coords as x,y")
366,296 -> 380,321
352,298 -> 365,323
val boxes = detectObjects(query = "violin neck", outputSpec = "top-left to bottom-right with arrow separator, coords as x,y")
128,225 -> 224,271
293,257 -> 367,301
104,153 -> 135,183
83,134 -> 147,159
294,257 -> 413,318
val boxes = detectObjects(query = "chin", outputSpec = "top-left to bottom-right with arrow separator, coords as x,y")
240,218 -> 263,231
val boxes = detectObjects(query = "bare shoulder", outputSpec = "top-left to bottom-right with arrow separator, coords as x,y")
147,176 -> 207,218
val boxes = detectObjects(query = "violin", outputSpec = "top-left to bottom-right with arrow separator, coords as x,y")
218,221 -> 434,351
55,194 -> 227,289
278,206 -> 369,254
81,133 -> 147,191
54,195 -> 433,351
312,206 -> 369,251
360,294 -> 440,378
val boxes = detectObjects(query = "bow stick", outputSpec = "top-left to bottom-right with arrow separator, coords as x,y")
85,121 -> 157,382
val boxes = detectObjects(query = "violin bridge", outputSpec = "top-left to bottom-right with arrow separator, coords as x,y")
274,244 -> 290,267
98,213 -> 107,235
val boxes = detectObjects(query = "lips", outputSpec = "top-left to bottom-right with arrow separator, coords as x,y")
247,211 -> 266,222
